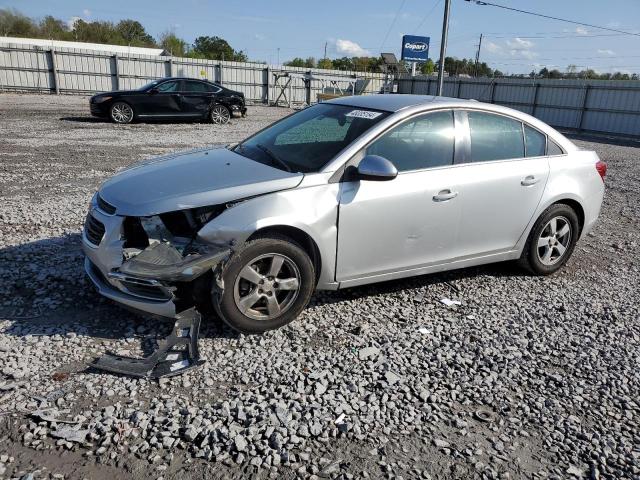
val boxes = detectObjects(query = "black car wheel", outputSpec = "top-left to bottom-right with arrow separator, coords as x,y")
213,234 -> 315,334
110,102 -> 134,124
210,104 -> 231,125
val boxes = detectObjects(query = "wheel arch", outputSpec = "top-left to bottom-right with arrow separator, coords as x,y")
247,225 -> 322,284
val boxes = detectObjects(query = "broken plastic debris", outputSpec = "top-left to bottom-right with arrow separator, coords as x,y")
418,327 -> 429,334
30,409 -> 78,424
440,298 -> 461,307
51,426 -> 90,443
92,307 -> 204,379
334,414 -> 346,425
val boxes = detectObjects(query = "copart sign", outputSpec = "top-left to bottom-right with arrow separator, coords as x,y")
401,35 -> 430,62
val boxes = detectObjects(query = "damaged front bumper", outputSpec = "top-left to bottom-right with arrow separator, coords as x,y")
82,203 -> 230,320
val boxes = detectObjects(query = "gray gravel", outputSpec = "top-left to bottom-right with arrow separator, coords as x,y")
1,93 -> 639,480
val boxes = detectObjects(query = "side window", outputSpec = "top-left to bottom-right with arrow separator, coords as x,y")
468,111 -> 524,162
547,139 -> 564,156
156,81 -> 179,92
366,111 -> 455,172
524,125 -> 546,157
184,81 -> 209,93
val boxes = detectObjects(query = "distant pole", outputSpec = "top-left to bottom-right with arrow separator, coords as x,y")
436,0 -> 452,96
277,48 -> 280,67
411,62 -> 417,77
474,33 -> 483,77
324,42 -> 327,60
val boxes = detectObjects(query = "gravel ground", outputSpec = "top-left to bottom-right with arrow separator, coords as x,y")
0,93 -> 639,480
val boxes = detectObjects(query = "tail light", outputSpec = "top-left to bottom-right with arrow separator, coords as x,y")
595,160 -> 607,182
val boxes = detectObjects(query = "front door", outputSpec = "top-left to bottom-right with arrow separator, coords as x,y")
180,80 -> 213,117
336,110 -> 462,282
141,79 -> 182,116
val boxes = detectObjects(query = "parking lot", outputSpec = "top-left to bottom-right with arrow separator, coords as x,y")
0,93 -> 639,479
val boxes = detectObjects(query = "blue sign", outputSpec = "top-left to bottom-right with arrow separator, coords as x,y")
401,35 -> 430,62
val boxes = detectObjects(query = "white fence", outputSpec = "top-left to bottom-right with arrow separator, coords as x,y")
398,75 -> 640,138
0,42 -> 386,105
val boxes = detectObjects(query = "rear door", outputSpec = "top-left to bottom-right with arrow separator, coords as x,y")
452,110 -> 550,258
180,80 -> 215,117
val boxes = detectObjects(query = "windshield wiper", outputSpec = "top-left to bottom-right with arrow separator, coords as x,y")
255,144 -> 292,172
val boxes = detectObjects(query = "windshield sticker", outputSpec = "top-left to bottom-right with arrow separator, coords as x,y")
345,110 -> 383,119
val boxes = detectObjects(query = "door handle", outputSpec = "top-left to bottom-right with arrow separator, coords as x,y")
521,175 -> 539,186
433,189 -> 458,202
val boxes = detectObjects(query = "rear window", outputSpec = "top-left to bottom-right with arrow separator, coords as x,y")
524,125 -> 547,157
547,139 -> 565,155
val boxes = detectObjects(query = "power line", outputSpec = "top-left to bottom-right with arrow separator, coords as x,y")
465,1 -> 640,38
414,0 -> 443,32
379,0 -> 406,50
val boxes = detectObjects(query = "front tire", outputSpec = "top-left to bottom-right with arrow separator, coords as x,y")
214,235 -> 315,333
110,102 -> 134,124
519,203 -> 580,275
210,104 -> 231,125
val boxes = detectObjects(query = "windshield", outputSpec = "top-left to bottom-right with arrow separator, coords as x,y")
234,103 -> 390,173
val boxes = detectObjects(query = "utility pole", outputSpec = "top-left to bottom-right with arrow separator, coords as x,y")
474,33 -> 483,77
323,42 -> 327,60
277,47 -> 280,67
436,0 -> 452,96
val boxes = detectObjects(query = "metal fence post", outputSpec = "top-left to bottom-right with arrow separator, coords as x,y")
305,70 -> 312,105
265,66 -> 270,104
578,85 -> 591,130
218,62 -> 223,85
166,57 -> 173,77
113,54 -> 120,90
49,49 -> 59,94
456,79 -> 462,98
531,83 -> 540,117
411,77 -> 416,94
489,81 -> 496,103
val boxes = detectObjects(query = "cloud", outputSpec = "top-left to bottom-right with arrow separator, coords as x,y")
335,39 -> 370,57
253,33 -> 266,41
83,9 -> 91,18
575,26 -> 588,35
597,49 -> 616,55
506,37 -> 534,50
484,41 -> 502,54
66,16 -> 81,30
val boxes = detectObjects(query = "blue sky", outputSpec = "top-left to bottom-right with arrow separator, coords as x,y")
4,0 -> 640,74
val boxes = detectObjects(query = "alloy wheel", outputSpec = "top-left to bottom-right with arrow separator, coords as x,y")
233,253 -> 301,321
537,216 -> 572,266
211,105 -> 231,124
111,103 -> 133,123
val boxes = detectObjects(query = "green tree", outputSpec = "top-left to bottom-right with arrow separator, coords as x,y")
158,31 -> 187,56
304,57 -> 316,68
39,15 -> 69,39
116,19 -> 155,47
0,8 -> 37,37
317,58 -> 333,69
192,35 -> 247,61
284,57 -> 306,67
420,58 -> 435,75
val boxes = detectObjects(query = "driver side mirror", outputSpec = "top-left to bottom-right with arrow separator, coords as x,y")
149,88 -> 158,95
357,155 -> 398,181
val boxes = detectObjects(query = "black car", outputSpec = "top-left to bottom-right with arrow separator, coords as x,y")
89,77 -> 247,124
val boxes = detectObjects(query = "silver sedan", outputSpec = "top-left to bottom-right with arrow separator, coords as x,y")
83,95 -> 606,333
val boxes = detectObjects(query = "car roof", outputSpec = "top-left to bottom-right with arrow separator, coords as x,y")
158,77 -> 220,85
325,94 -> 472,112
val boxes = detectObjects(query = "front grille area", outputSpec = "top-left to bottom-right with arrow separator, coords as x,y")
120,280 -> 172,301
84,214 -> 105,246
97,194 -> 116,215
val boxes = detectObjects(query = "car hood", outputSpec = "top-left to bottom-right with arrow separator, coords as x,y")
99,147 -> 304,216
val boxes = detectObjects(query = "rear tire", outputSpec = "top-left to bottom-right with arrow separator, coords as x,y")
110,102 -> 134,124
519,203 -> 580,275
213,235 -> 315,333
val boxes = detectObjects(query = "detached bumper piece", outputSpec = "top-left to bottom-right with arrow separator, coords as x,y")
93,307 -> 203,378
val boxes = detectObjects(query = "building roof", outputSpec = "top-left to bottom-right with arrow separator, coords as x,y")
0,36 -> 167,56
